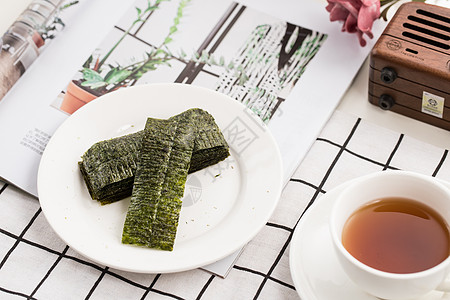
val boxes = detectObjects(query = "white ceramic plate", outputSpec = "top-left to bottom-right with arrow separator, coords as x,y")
38,83 -> 283,273
289,176 -> 450,300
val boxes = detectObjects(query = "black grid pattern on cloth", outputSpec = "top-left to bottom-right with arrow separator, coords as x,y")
0,111 -> 448,299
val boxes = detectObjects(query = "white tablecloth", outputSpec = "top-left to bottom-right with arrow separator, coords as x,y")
0,110 -> 448,299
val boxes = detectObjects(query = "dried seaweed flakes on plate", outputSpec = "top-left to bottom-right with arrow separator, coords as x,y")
78,131 -> 141,204
78,108 -> 229,205
121,114 -> 195,251
190,109 -> 230,173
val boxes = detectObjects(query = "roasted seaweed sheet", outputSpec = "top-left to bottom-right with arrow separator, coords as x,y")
78,132 -> 141,204
122,115 -> 195,251
79,108 -> 229,205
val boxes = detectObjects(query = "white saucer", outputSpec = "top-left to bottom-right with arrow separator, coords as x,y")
289,177 -> 450,300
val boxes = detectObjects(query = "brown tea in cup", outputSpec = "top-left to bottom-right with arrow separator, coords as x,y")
342,197 -> 450,274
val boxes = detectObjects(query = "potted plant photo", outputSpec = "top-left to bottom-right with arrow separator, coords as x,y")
60,0 -> 189,114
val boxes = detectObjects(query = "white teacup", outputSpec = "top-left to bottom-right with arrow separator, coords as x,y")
330,170 -> 450,300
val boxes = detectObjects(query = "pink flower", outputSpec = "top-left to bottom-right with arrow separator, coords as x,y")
326,0 -> 380,46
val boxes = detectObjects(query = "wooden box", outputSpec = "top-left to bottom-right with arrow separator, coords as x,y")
368,2 -> 450,130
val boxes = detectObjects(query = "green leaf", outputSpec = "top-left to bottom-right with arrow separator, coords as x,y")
209,55 -> 217,66
169,25 -> 177,35
164,37 -> 173,45
83,56 -> 93,69
200,50 -> 209,62
103,68 -> 116,81
82,68 -> 104,82
238,73 -> 249,85
146,5 -> 158,12
60,1 -> 79,11
155,49 -> 166,56
105,68 -> 132,85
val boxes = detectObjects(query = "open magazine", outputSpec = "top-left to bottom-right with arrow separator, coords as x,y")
0,0 -> 387,195
0,0 -> 387,276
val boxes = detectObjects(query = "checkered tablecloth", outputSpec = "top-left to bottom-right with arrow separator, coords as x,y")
0,110 -> 448,300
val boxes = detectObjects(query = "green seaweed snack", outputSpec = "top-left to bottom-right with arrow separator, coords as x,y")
189,110 -> 231,173
121,114 -> 195,251
78,131 -> 141,204
78,108 -> 229,205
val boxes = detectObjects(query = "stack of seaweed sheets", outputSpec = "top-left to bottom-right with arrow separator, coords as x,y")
78,108 -> 230,251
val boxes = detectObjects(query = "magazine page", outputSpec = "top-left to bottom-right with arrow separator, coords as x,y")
0,0 -> 386,197
0,1 -> 31,38
0,0 -> 80,101
0,0 -> 135,194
